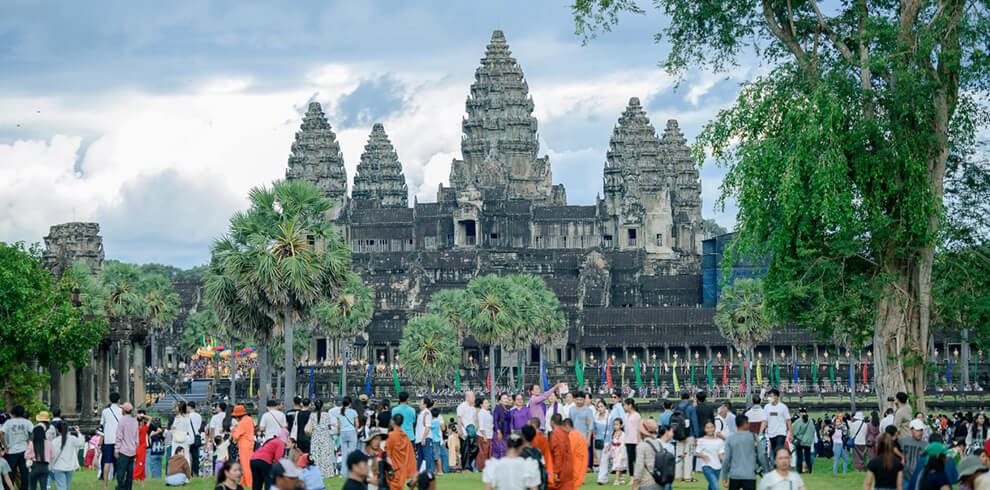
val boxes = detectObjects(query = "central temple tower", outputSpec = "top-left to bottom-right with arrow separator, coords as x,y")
448,30 -> 565,205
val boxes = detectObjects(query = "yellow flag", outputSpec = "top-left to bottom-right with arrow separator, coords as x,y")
756,360 -> 763,385
673,360 -> 680,392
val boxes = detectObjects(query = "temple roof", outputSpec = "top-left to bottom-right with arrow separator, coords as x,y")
352,123 -> 409,208
285,102 -> 347,202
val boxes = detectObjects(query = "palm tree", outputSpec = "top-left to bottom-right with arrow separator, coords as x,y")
310,272 -> 373,396
400,314 -> 460,387
509,274 -> 566,386
464,275 -> 521,404
227,180 -> 351,406
714,278 -> 773,407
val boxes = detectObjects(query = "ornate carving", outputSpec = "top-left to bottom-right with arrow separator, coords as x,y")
352,123 -> 409,208
285,102 -> 348,214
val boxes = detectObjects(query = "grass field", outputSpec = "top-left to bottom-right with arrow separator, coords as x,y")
67,468 -> 866,489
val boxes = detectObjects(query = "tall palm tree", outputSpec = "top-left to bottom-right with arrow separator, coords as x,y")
400,314 -> 460,387
310,272 -> 373,396
509,274 -> 566,385
714,278 -> 773,407
464,275 -> 520,404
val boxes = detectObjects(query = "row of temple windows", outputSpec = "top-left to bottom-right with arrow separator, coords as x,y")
349,229 -> 663,250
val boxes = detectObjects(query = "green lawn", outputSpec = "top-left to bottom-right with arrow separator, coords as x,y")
68,468 -> 866,489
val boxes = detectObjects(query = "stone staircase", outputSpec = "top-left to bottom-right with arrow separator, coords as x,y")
148,379 -> 211,413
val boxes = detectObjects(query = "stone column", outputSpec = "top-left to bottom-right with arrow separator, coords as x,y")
622,346 -> 629,364
59,368 -> 78,416
81,356 -> 95,420
706,345 -> 712,360
664,344 -> 670,363
133,341 -> 146,407
117,340 -> 131,402
98,346 -> 111,404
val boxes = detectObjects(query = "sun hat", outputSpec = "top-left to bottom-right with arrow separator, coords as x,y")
924,442 -> 952,458
231,405 -> 248,417
35,411 -> 51,423
958,455 -> 989,478
853,411 -> 864,421
910,419 -> 927,431
363,427 -> 387,443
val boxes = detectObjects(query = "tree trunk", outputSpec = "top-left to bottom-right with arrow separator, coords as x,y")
259,347 -> 271,405
489,344 -> 496,405
872,265 -> 928,413
283,307 -> 296,407
342,338 -> 350,398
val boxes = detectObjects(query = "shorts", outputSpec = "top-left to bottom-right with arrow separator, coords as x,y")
101,444 -> 116,468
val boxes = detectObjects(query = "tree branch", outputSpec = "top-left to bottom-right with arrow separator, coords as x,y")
762,0 -> 814,77
809,0 -> 856,64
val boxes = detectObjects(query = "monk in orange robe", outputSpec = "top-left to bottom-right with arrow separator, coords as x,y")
566,420 -> 587,490
229,405 -> 255,488
385,414 -> 417,490
548,414 -> 573,490
530,419 -> 554,481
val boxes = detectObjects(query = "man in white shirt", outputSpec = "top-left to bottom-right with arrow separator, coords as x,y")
744,396 -> 765,433
259,399 -> 287,441
187,402 -> 204,476
208,402 -> 227,446
879,408 -> 895,433
560,392 -> 575,420
477,398 -> 494,468
759,389 -> 792,455
716,403 -> 734,440
848,412 -> 870,471
415,398 -> 435,469
456,391 -> 477,470
99,392 -> 123,486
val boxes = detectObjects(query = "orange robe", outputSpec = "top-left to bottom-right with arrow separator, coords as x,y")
231,416 -> 256,488
549,428 -> 573,490
385,429 -> 417,490
568,429 -> 587,490
533,431 -> 553,482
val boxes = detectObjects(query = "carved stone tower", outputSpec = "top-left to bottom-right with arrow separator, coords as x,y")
286,102 -> 348,219
661,119 -> 703,257
449,30 -> 564,205
352,123 -> 409,208
42,222 -> 105,278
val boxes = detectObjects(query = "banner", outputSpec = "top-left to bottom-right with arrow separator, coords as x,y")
829,360 -> 836,385
672,360 -> 679,392
540,359 -> 550,391
339,364 -> 345,396
756,360 -> 763,385
600,359 -> 607,386
689,362 -> 695,386
812,361 -> 818,386
517,357 -> 524,391
653,361 -> 659,388
487,369 -> 492,391
454,367 -> 461,391
576,359 -> 585,388
848,362 -> 854,388
740,360 -> 746,393
365,364 -> 373,396
722,360 -> 728,386
634,359 -> 643,389
706,360 -> 713,389
862,357 -> 868,385
947,357 -> 953,384
309,367 -> 315,397
792,361 -> 798,384
249,367 -> 255,398
391,363 -> 401,393
605,358 -> 614,389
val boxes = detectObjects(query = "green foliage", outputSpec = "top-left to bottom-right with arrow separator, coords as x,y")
0,242 -> 106,408
180,309 -> 222,354
399,314 -> 461,383
714,278 -> 773,353
73,260 -> 180,330
310,272 -> 374,340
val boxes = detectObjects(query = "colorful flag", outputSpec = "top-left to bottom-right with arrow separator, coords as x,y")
947,356 -> 953,384
540,359 -> 550,391
756,360 -> 763,385
706,360 -> 713,389
391,363 -> 400,393
792,361 -> 798,384
812,361 -> 818,386
309,367 -> 315,397
249,367 -> 255,398
634,359 -> 643,389
672,360 -> 680,392
576,359 -> 585,388
848,361 -> 854,388
365,364 -> 373,396
620,363 -> 626,387
600,359 -> 607,386
518,357 -> 524,391
653,361 -> 659,387
487,369 -> 492,391
862,357 -> 868,385
606,358 -> 614,389
722,359 -> 728,386
830,360 -> 836,385
689,362 -> 696,386
740,360 -> 746,393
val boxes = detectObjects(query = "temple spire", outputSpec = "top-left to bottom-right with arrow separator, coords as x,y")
352,123 -> 409,208
603,97 -> 663,203
285,102 -> 348,216
661,119 -> 702,227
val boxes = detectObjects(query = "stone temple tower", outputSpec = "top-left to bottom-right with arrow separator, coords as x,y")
42,222 -> 105,278
351,123 -> 409,208
449,30 -> 565,205
661,119 -> 703,258
286,102 -> 348,219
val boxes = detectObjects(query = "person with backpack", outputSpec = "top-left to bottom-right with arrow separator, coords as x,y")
673,392 -> 696,482
721,415 -> 758,490
630,420 -> 663,490
520,425 -> 548,490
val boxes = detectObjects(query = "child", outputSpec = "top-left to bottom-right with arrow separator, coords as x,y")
610,419 -> 627,485
213,436 -> 229,476
297,454 -> 325,490
446,419 -> 460,471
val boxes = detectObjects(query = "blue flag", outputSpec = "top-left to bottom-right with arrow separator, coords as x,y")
365,364 -> 373,396
792,361 -> 798,383
600,360 -> 607,386
947,357 -> 953,384
540,359 -> 550,391
308,367 -> 315,397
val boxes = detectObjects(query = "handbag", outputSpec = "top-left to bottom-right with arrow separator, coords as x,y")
594,439 -> 605,450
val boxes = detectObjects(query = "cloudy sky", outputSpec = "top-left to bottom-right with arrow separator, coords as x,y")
0,1 -> 753,268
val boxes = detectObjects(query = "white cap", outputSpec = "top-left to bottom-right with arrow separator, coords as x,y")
853,411 -> 864,421
910,419 -> 927,431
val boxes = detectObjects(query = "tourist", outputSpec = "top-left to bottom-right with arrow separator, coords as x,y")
715,404 -> 732,440
286,397 -> 303,437
337,397 -> 360,479
849,411 -> 870,471
967,413 -> 989,452
209,403 -> 228,444
293,399 -> 313,454
520,425 -> 548,490
297,454 -> 325,490
25,424 -> 51,490
695,421 -> 724,490
1,451 -> 15,490
229,405 -> 255,489
187,402 -> 203,477
744,397 -> 764,435
165,447 -> 192,486
609,419 -> 627,484
456,391 -> 477,470
545,393 -> 564,429
863,434 -> 903,490
0,405 -> 33,490
893,392 -> 913,437
482,432 -> 541,490
759,389 -> 791,456
674,392 -> 696,483
115,402 -> 139,490
50,421 -> 84,490
446,418 -> 461,471
415,398 -> 434,470
900,419 -> 928,490
170,402 -> 193,466
916,443 -> 953,490
721,415 -> 757,490
529,383 -> 565,431
630,419 -> 663,490
134,411 -> 149,486
565,419 -> 586,489
476,398 -> 493,470
101,394 -> 124,487
570,392 -> 594,472
622,398 -> 642,479
592,399 -> 609,474
376,401 -> 392,430
215,460 -> 243,490
790,408 -> 815,474
431,408 -> 447,474
509,395 -> 531,432
310,400 -> 337,478
880,408 -> 896,434
956,455 -> 987,490
361,427 -> 387,490
831,414 -> 850,474
270,459 -> 303,490
385,414 -> 417,490
561,393 -> 575,421
250,428 -> 288,490
343,451 -> 373,490
148,418 -> 166,480
548,414 -> 574,490
757,448 -> 805,490
492,394 -> 512,460
259,400 -> 287,442
392,393 -> 416,442
528,418 -> 554,486
695,392 -> 715,434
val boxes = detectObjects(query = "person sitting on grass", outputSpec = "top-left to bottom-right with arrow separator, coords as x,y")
165,447 -> 192,486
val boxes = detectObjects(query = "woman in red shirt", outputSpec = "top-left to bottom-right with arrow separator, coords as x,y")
134,412 -> 150,484
249,429 -> 289,490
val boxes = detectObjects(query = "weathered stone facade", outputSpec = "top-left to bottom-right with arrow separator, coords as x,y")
285,31 -> 718,365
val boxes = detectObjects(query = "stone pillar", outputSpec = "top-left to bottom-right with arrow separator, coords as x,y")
59,368 -> 78,416
133,341 -> 146,408
706,345 -> 712,360
664,344 -> 670,363
99,346 -> 111,404
117,340 -> 131,402
622,346 -> 629,364
81,357 -> 95,420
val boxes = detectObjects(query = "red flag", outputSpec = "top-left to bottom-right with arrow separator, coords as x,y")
486,369 -> 491,391
605,358 -> 614,389
722,360 -> 728,385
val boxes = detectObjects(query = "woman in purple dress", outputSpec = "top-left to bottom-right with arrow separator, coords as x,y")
509,394 -> 531,431
491,393 -> 512,459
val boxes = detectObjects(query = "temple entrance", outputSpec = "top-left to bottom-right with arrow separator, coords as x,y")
457,219 -> 477,246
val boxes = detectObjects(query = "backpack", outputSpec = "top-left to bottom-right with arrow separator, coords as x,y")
647,441 -> 676,486
670,411 -> 689,442
522,446 -> 548,490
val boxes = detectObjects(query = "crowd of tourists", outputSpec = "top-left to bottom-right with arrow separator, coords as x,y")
6,386 -> 990,490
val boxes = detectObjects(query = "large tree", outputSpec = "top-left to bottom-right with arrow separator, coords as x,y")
399,314 -> 461,387
309,271 -> 374,396
0,242 -> 106,410
574,0 -> 990,409
714,278 -> 773,407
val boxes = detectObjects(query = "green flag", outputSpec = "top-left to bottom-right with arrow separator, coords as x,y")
454,367 -> 461,391
653,362 -> 659,387
576,359 -> 585,387
634,359 -> 643,389
812,362 -> 818,386
392,363 -> 401,393
517,357 -> 523,391
706,361 -> 713,388
829,362 -> 836,385
774,363 -> 781,386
